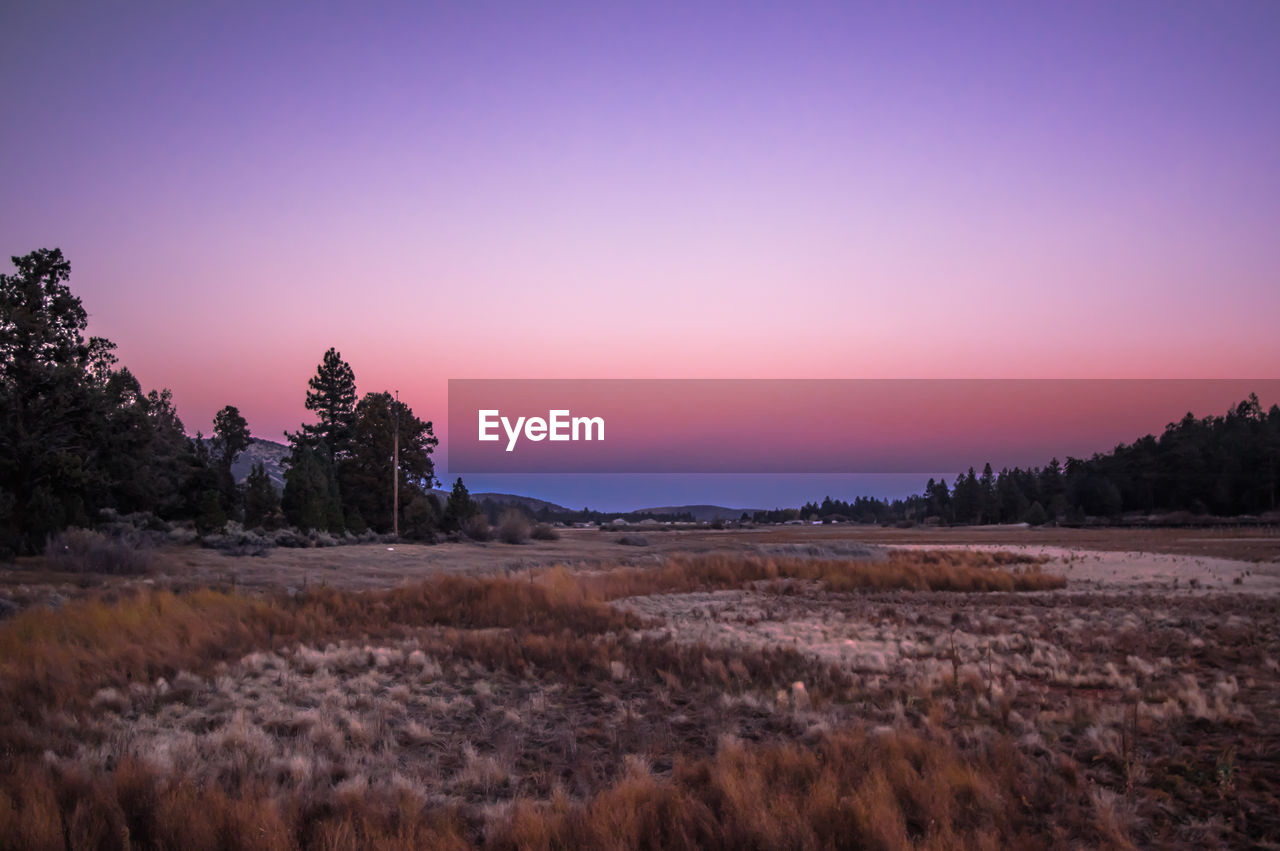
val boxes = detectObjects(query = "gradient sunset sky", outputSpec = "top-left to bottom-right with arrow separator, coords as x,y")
3,2 -> 1278,508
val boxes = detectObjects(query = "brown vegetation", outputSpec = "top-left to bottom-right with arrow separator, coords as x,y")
530,524 -> 560,542
497,511 -> 531,545
42,529 -> 154,576
1,544 -> 1276,848
576,551 -> 1063,600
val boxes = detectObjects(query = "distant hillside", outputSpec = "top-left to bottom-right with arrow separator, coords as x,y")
634,504 -> 761,522
430,489 -> 570,514
207,437 -> 289,490
224,446 -> 754,520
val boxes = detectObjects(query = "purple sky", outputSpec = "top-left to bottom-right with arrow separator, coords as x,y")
3,1 -> 1278,509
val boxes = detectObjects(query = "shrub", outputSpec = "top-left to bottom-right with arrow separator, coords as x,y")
403,495 -> 439,541
531,523 -> 560,541
269,528 -> 310,548
463,514 -> 491,542
200,523 -> 272,557
344,508 -> 369,535
43,529 -> 153,575
498,510 -> 531,544
309,531 -> 338,547
617,535 -> 649,547
194,489 -> 227,535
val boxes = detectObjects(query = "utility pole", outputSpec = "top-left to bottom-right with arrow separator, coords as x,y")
392,389 -> 400,538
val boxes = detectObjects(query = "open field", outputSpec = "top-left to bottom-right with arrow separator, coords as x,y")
1,526 -> 1278,848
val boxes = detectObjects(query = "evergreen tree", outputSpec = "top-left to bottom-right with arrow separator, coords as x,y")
997,468 -> 1029,524
951,468 -> 981,524
194,489 -> 227,535
299,348 -> 357,461
281,442 -> 341,532
212,406 -> 250,469
211,405 -> 250,517
338,391 -> 438,533
1,248 -> 201,551
1040,458 -> 1065,520
443,477 -> 477,532
402,494 -> 440,540
978,463 -> 997,524
243,462 -> 279,528
1024,501 -> 1048,526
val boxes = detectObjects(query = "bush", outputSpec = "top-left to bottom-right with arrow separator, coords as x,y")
531,523 -> 560,541
344,508 -> 369,535
43,529 -> 154,575
309,531 -> 338,547
498,510 -> 531,544
463,514 -> 491,542
616,535 -> 649,547
194,490 -> 227,535
165,526 -> 199,546
402,495 -> 439,541
269,528 -> 310,548
200,523 -> 271,557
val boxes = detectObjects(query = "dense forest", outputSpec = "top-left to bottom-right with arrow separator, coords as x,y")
756,396 -> 1280,526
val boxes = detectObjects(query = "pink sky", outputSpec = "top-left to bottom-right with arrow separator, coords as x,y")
2,2 -> 1278,456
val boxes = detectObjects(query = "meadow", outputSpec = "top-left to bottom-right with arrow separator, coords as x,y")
1,527 -> 1277,848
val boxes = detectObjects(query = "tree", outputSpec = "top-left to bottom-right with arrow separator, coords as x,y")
1040,458 -> 1065,520
194,488 -> 227,535
281,442 -> 342,532
1,248 -> 92,550
211,406 -> 251,469
1024,501 -> 1048,526
243,462 -> 280,528
1,249 -> 204,551
978,463 -> 997,524
211,405 -> 251,516
338,391 -> 438,533
443,477 -> 477,532
996,468 -> 1028,524
402,494 -> 440,540
952,469 -> 981,524
299,348 -> 357,461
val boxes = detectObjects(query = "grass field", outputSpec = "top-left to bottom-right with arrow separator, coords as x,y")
1,526 -> 1277,848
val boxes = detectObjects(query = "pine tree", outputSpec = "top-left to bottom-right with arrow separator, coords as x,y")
211,405 -> 250,517
243,462 -> 279,528
443,477 -> 477,532
338,391 -> 438,532
282,443 -> 340,532
979,463 -> 997,524
299,348 -> 357,461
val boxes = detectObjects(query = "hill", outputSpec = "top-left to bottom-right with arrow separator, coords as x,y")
225,442 -> 756,520
634,504 -> 761,522
429,489 -> 571,514
215,437 -> 289,490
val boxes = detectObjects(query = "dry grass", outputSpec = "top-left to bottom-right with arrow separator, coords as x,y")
43,528 -> 154,575
3,546 -> 1276,848
575,551 -> 1063,600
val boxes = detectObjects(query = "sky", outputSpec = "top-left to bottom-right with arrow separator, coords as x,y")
3,1 -> 1278,509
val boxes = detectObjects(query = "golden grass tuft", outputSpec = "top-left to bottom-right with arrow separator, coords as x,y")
570,550 -> 1064,600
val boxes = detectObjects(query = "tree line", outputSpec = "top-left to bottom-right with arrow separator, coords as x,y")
756,395 -> 1280,526
0,248 -> 488,556
5,248 -> 1277,553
